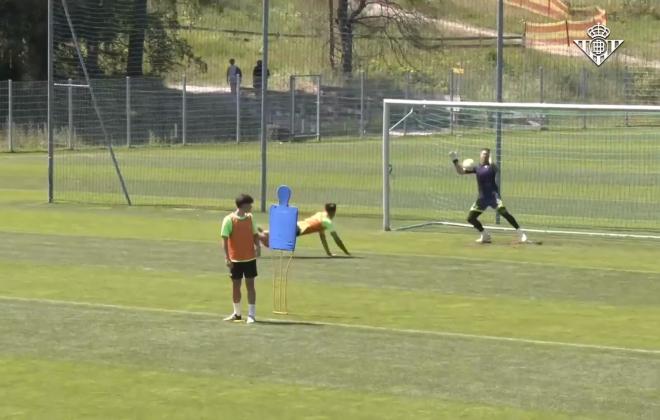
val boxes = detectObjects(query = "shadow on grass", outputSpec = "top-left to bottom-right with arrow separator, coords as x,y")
259,255 -> 363,260
290,255 -> 363,260
258,319 -> 321,327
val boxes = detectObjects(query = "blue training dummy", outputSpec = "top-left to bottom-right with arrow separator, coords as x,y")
268,185 -> 298,252
269,185 -> 297,314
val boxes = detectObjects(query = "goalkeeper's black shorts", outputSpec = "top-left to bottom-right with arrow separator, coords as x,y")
470,197 -> 505,213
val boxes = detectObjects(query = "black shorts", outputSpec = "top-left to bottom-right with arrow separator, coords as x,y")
229,260 -> 258,280
470,196 -> 505,213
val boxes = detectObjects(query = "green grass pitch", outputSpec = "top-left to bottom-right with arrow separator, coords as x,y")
1,139 -> 659,419
18,126 -> 660,232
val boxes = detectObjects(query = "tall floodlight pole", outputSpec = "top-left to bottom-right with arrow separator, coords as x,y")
260,0 -> 269,212
495,0 -> 504,224
47,0 -> 54,203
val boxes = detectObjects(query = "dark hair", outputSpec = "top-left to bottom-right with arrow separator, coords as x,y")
235,194 -> 254,208
229,58 -> 235,64
325,203 -> 337,213
482,148 -> 491,153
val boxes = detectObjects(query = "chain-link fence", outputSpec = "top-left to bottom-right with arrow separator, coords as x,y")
2,65 -> 659,151
1,0 -> 659,222
1,0 -> 657,151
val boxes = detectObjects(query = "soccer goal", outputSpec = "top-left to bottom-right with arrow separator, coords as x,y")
382,99 -> 660,238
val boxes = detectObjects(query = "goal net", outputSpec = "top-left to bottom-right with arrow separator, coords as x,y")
382,100 -> 660,238
51,0 -> 266,208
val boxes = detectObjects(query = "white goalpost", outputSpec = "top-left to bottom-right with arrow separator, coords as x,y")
382,99 -> 660,239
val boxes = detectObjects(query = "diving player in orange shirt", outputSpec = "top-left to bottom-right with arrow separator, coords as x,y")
260,203 -> 351,257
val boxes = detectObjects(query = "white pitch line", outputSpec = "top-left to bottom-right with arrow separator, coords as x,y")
396,221 -> 660,240
2,295 -> 660,357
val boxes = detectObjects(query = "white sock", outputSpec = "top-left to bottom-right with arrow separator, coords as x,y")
248,304 -> 256,318
233,302 -> 241,316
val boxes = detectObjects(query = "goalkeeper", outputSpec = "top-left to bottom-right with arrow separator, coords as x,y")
260,203 -> 351,257
450,148 -> 528,244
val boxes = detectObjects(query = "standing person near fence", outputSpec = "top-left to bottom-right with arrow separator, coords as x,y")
252,59 -> 270,91
226,58 -> 242,94
221,194 -> 261,324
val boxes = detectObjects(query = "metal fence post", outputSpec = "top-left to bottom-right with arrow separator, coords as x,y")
521,49 -> 527,101
260,0 -> 269,213
126,76 -> 131,148
581,67 -> 587,129
236,74 -> 241,143
624,65 -> 630,127
403,72 -> 411,135
382,101 -> 391,231
67,78 -> 73,149
359,70 -> 365,137
47,0 -> 53,203
182,74 -> 187,146
316,75 -> 321,142
539,66 -> 544,103
7,79 -> 13,152
495,0 -> 504,225
449,69 -> 455,135
449,69 -> 455,101
289,75 -> 295,139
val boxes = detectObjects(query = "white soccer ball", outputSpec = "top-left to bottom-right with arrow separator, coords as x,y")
462,158 -> 475,171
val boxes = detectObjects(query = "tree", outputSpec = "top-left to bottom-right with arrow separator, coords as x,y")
126,0 -> 148,76
143,6 -> 207,76
336,0 -> 368,75
333,0 -> 442,76
0,0 -> 206,81
0,0 -> 48,80
328,0 -> 336,69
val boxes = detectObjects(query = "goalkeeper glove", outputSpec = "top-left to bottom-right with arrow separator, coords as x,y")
449,151 -> 459,163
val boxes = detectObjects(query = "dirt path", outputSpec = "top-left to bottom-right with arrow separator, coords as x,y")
364,3 -> 660,69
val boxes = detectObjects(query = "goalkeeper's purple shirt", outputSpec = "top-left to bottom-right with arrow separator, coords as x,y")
474,164 -> 500,199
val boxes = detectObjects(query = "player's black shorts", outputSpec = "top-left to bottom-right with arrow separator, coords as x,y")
229,260 -> 258,280
470,196 -> 505,213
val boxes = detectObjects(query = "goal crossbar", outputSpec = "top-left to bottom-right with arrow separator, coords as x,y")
396,222 -> 660,240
